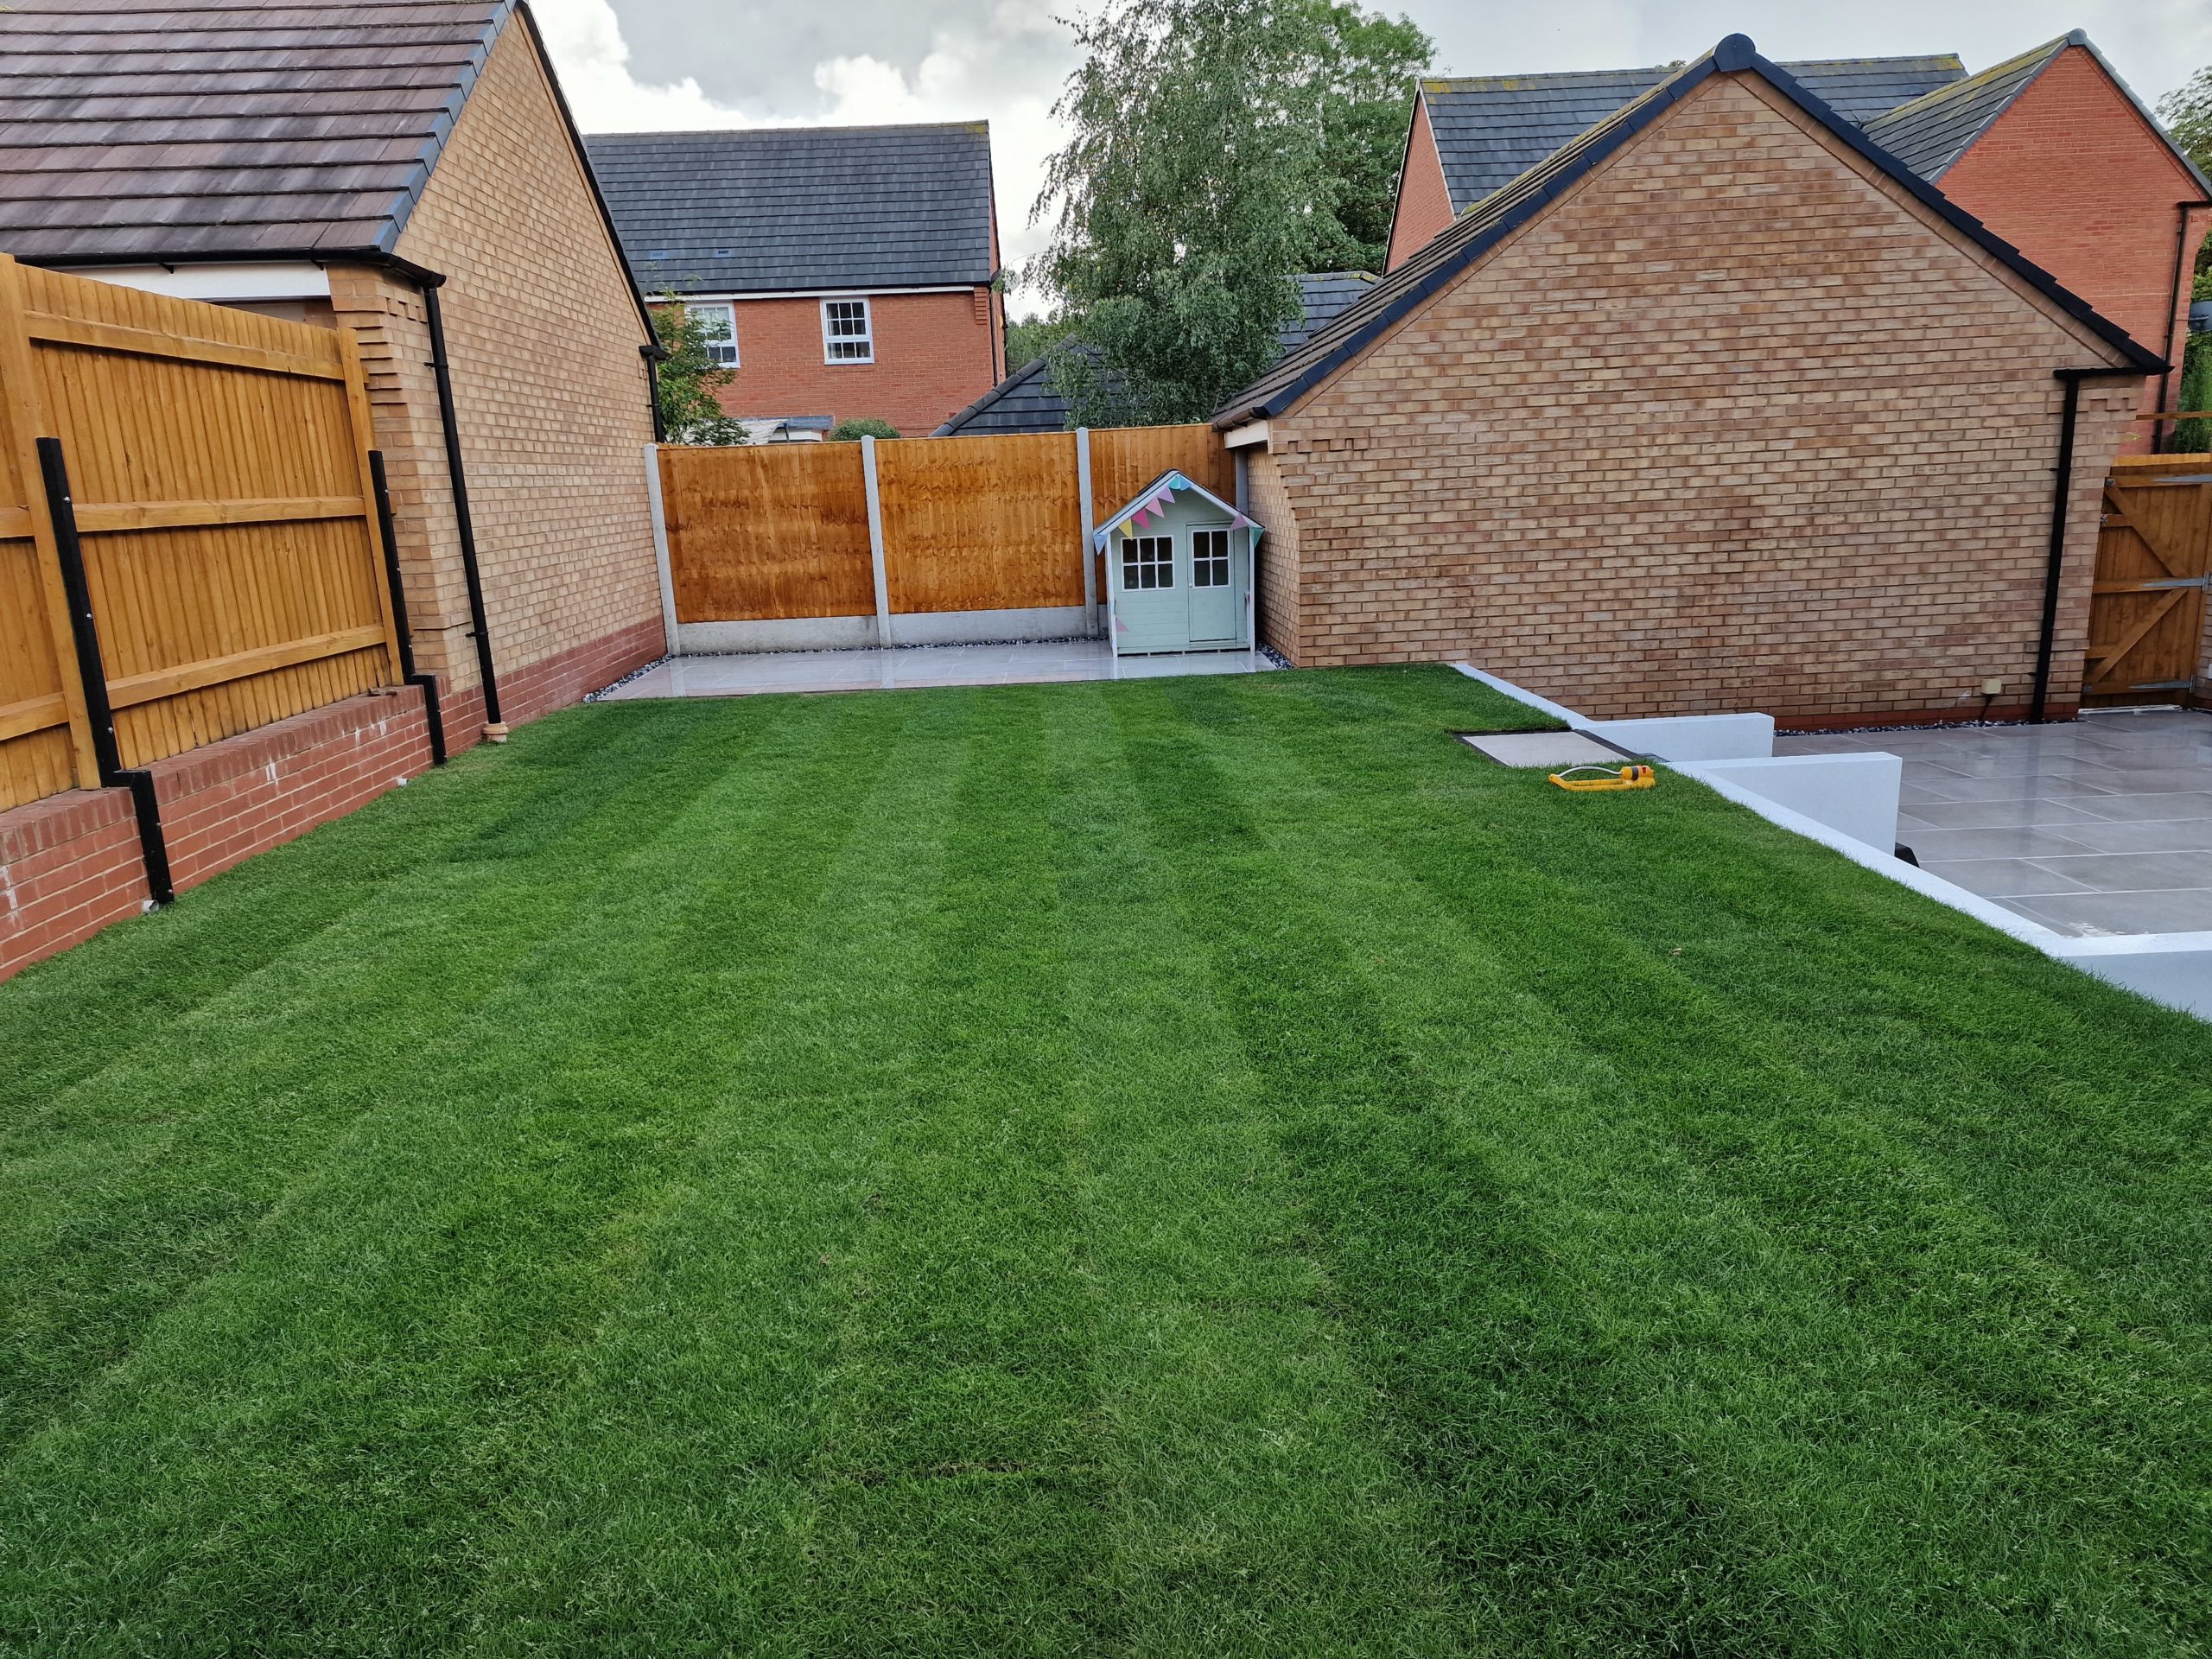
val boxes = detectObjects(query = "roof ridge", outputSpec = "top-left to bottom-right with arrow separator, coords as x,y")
583,120 -> 992,142
1220,35 -> 2159,427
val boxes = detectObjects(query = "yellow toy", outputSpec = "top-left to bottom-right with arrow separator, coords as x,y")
1548,764 -> 1656,791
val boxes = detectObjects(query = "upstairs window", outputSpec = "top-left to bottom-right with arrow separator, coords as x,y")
823,298 -> 874,363
1122,534 -> 1173,589
689,302 -> 738,368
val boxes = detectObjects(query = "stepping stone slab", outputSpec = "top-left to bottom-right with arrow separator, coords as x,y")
1459,730 -> 1635,768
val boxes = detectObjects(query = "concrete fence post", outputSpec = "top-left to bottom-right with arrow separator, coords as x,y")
861,435 -> 893,649
642,442 -> 680,658
1075,426 -> 1097,636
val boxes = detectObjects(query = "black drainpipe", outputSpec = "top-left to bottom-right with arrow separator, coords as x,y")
368,449 -> 446,765
641,341 -> 668,443
2156,200 -> 2200,454
2033,367 -> 2145,722
36,437 -> 175,906
420,281 -> 505,738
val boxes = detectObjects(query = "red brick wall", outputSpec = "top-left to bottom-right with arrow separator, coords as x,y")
1387,95 -> 1457,272
709,288 -> 1003,436
148,686 -> 435,892
0,787 -> 148,983
1258,73 -> 2142,722
1938,45 -> 2209,454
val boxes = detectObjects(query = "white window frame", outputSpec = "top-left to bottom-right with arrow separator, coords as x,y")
688,301 -> 739,369
822,297 -> 874,365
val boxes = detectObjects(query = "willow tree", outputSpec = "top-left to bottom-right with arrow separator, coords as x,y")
1033,0 -> 1429,426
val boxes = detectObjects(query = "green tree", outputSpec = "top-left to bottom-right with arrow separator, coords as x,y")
1033,0 -> 1429,426
826,417 -> 900,441
650,300 -> 749,445
2158,66 -> 2212,180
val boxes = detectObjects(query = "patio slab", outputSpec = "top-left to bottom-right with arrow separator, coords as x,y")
599,641 -> 1272,700
1777,709 -> 2212,937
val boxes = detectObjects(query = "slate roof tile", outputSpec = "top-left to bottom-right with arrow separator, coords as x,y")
584,124 -> 998,295
1420,54 -> 1965,212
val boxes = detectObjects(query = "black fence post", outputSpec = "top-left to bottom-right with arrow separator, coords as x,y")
36,435 -> 174,905
368,448 -> 446,765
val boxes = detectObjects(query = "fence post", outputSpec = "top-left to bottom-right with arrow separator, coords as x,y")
1075,427 -> 1097,636
0,253 -> 100,788
643,443 -> 680,658
334,327 -> 406,685
861,435 -> 893,648
37,437 -> 173,904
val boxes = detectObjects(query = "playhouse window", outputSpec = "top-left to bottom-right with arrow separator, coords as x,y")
1123,534 -> 1173,589
1192,528 -> 1230,587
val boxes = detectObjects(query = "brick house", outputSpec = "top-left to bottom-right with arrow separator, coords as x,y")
587,124 -> 1004,438
1218,37 -> 2161,725
0,0 -> 667,752
1389,34 -> 2210,457
1385,55 -> 1965,271
1861,33 -> 2212,452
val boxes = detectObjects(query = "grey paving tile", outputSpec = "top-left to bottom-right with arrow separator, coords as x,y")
1901,772 -> 2119,803
2042,817 -> 2212,855
2026,850 -> 2212,892
2058,767 -> 2212,794
1902,825 -> 2099,860
1918,858 -> 2096,898
2070,790 -> 2212,823
1896,797 -> 2110,830
2002,887 -> 2212,937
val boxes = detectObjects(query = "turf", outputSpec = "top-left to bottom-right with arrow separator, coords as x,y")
1,664 -> 2208,1656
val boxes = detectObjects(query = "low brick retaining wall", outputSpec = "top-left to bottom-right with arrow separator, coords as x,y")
0,786 -> 151,982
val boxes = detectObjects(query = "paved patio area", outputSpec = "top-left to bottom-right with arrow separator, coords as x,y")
599,641 -> 1271,701
1777,709 -> 2212,936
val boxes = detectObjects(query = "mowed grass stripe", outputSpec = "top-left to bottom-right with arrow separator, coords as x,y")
0,694 -> 910,1654
1109,673 -> 1802,1655
458,693 -> 984,1655
0,701 -> 694,1113
1180,666 -> 2196,1648
0,706 -> 806,1458
1041,685 -> 1463,1652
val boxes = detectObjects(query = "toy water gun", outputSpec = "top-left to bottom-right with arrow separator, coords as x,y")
1548,764 -> 1656,791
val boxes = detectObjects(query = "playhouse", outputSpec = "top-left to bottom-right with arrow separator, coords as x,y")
1094,471 -> 1263,655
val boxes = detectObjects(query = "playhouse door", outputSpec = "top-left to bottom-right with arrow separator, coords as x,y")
1186,526 -> 1237,644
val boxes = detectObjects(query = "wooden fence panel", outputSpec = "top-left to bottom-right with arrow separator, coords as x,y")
876,432 -> 1083,614
660,442 -> 874,621
2085,454 -> 2212,705
0,257 -> 399,806
1088,425 -> 1235,521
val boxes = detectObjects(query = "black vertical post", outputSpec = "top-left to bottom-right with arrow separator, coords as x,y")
368,448 -> 446,765
2031,375 -> 2083,725
421,283 -> 503,732
37,436 -> 174,904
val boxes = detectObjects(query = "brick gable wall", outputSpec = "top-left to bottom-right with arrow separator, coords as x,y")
1260,73 -> 2140,723
333,20 -> 664,749
1936,45 -> 2208,455
706,288 -> 1004,436
1386,97 -> 1456,272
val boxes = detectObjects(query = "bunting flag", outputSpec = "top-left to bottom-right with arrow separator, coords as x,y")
1117,518 -> 1135,538
1134,506 -> 1152,529
1229,512 -> 1251,531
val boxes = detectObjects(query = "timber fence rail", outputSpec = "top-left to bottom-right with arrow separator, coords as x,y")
653,423 -> 1234,649
0,254 -> 402,814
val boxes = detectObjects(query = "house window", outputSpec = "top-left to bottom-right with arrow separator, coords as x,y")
1123,534 -> 1173,590
823,298 -> 873,363
689,302 -> 738,368
1192,528 -> 1230,587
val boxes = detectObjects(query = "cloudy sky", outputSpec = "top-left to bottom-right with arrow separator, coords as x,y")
537,0 -> 2212,313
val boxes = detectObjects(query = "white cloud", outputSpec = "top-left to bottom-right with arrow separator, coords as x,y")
531,0 -> 756,130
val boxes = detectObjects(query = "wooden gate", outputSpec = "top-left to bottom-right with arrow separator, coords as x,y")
2083,455 -> 2212,706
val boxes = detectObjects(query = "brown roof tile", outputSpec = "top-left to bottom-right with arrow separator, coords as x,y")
0,0 -> 509,261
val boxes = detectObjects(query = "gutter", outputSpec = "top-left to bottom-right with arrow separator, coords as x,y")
2032,367 -> 2144,722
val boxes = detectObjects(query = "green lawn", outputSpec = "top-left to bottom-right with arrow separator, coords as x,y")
3,664 -> 2208,1656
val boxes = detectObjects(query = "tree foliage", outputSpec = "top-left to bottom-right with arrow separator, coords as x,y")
650,300 -> 749,445
2158,66 -> 2212,181
827,418 -> 901,441
1032,0 -> 1430,426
